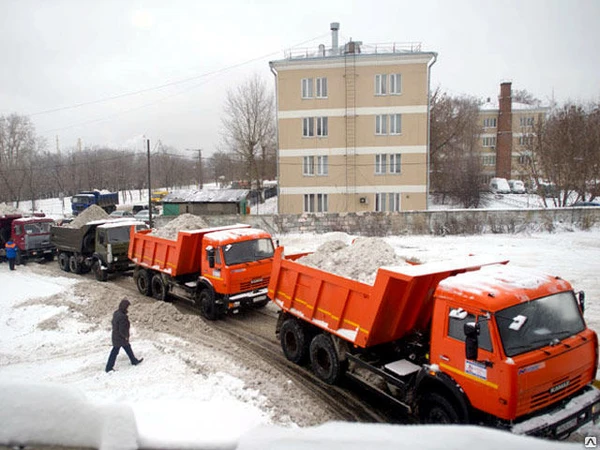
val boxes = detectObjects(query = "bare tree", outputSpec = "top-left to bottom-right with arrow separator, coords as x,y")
430,88 -> 483,207
221,74 -> 276,202
523,102 -> 600,207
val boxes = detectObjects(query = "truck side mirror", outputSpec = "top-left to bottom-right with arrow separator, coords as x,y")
578,291 -> 586,315
206,246 -> 215,268
464,322 -> 479,361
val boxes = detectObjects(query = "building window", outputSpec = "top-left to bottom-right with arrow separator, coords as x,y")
301,78 -> 313,99
302,117 -> 314,137
520,117 -> 534,127
375,115 -> 387,135
483,117 -> 497,128
303,156 -> 315,176
304,194 -> 328,213
482,136 -> 497,147
316,117 -> 328,137
375,74 -> 387,95
518,135 -> 533,146
481,155 -> 496,166
518,154 -> 532,165
375,154 -> 387,174
390,114 -> 402,135
390,74 -> 402,95
316,77 -> 328,98
375,193 -> 400,212
389,153 -> 402,174
317,155 -> 328,176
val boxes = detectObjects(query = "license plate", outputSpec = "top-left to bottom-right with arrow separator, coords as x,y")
556,417 -> 577,435
254,295 -> 267,302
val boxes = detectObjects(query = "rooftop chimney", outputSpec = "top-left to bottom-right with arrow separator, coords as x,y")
330,22 -> 340,55
496,82 -> 513,180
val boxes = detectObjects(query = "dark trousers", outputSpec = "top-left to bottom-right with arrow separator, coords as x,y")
105,343 -> 138,372
8,258 -> 15,270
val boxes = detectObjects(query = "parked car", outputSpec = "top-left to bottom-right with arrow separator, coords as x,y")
489,177 -> 511,194
571,201 -> 600,207
109,210 -> 134,218
508,179 -> 526,194
133,209 -> 158,224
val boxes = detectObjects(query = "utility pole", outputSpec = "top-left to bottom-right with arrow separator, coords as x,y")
186,148 -> 203,189
147,138 -> 153,228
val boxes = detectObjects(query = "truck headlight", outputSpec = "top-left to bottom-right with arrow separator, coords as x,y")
592,402 -> 600,415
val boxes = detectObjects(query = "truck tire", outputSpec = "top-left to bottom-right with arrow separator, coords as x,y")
197,288 -> 218,321
69,255 -> 82,274
280,318 -> 310,365
135,269 -> 153,296
93,260 -> 108,282
419,392 -> 461,424
58,253 -> 70,272
151,274 -> 168,301
309,334 -> 346,385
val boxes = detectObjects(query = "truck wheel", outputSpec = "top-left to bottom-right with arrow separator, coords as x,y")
135,269 -> 153,296
254,299 -> 270,308
419,393 -> 461,424
69,255 -> 81,274
280,318 -> 310,365
197,289 -> 218,321
93,260 -> 108,282
151,274 -> 168,301
309,334 -> 346,385
58,253 -> 70,272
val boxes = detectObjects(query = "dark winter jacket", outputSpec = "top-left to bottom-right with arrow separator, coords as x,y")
5,241 -> 17,259
111,299 -> 131,347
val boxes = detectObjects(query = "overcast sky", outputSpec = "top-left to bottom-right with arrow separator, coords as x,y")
1,0 -> 598,156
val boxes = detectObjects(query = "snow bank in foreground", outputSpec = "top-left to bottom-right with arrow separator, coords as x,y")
0,382 -> 137,450
237,421 -> 579,450
0,382 -> 578,450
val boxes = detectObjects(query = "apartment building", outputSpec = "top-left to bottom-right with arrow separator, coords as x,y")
269,23 -> 437,214
478,82 -> 549,185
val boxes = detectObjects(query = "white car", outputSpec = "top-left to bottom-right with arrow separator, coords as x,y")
489,177 -> 511,194
508,179 -> 526,194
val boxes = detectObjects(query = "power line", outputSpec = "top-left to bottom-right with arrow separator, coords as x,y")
29,33 -> 330,118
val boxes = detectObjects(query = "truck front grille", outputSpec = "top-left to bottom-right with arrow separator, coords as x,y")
240,277 -> 270,292
529,375 -> 583,410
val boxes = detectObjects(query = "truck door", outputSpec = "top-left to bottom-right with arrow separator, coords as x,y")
440,307 -> 502,415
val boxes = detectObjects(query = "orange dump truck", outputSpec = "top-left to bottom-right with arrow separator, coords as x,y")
129,224 -> 275,320
268,246 -> 600,438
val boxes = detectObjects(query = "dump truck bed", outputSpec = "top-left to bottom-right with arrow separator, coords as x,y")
50,223 -> 97,253
268,246 -> 507,348
128,224 -> 252,277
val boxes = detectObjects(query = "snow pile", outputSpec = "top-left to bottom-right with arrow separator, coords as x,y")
67,204 -> 109,228
0,202 -> 23,215
152,213 -> 208,240
297,237 -> 407,284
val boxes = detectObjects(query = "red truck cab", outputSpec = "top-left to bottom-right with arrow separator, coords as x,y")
0,214 -> 56,262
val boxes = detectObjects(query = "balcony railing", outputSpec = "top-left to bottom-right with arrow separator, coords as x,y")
283,41 -> 423,60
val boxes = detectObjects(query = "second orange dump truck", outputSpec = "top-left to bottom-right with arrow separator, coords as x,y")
268,246 -> 600,438
129,224 -> 275,320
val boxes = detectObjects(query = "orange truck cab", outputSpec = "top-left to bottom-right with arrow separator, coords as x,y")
268,247 -> 600,439
129,224 -> 275,320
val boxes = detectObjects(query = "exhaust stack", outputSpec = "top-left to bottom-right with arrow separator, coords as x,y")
330,22 -> 340,55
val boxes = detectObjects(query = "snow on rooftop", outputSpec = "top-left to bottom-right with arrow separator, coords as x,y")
480,99 -> 549,112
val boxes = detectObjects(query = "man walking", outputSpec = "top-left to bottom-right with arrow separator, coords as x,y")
105,298 -> 143,373
5,240 -> 17,270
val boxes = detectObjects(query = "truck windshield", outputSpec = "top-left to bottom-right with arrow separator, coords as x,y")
106,226 -> 132,243
496,291 -> 585,357
24,222 -> 52,234
222,238 -> 274,265
72,196 -> 92,205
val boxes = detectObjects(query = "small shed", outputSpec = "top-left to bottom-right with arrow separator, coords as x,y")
161,189 -> 250,216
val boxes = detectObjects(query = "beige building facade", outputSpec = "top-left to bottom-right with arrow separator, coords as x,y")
477,82 -> 549,186
270,23 -> 437,214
